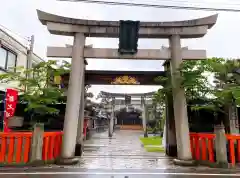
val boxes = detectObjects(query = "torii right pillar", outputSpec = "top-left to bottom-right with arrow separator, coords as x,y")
169,35 -> 193,164
168,19 -> 218,165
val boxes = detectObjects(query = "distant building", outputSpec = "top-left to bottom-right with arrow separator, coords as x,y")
114,98 -> 152,111
0,27 -> 44,92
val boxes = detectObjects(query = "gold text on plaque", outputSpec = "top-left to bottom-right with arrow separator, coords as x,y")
111,76 -> 140,84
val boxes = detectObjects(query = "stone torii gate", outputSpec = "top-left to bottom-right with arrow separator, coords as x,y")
37,10 -> 218,165
100,91 -> 156,137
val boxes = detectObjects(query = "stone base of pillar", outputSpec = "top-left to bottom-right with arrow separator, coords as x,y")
216,161 -> 229,168
144,132 -> 148,138
108,132 -> 113,138
75,143 -> 83,156
166,145 -> 177,157
173,159 -> 197,166
86,131 -> 91,140
55,157 -> 79,165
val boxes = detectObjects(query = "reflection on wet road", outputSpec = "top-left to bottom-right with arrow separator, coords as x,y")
76,130 -> 172,169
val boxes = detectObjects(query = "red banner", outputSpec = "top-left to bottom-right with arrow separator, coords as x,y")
3,88 -> 18,132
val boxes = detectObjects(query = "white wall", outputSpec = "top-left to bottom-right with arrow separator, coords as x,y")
0,29 -> 43,91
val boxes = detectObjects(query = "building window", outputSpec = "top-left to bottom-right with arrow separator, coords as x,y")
0,46 -> 17,72
0,48 -> 7,69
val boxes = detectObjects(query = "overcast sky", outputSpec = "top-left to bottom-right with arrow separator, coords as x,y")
1,0 -> 240,101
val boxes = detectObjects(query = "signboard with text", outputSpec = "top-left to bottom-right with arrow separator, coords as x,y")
3,88 -> 18,132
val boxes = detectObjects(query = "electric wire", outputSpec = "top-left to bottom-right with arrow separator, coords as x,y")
58,0 -> 240,12
58,0 -> 240,6
109,0 -> 240,7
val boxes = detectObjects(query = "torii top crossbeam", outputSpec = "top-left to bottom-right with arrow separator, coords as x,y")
37,10 -> 218,38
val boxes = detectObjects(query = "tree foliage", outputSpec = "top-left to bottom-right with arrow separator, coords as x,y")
0,60 -> 94,117
0,60 -> 68,115
153,58 -> 240,121
153,59 -> 214,105
211,59 -> 240,104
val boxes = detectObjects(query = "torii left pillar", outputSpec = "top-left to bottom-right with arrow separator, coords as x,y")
57,33 -> 85,164
164,62 -> 177,157
109,97 -> 115,138
75,65 -> 86,156
141,96 -> 148,137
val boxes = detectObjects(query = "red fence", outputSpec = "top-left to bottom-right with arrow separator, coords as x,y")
2,131 -> 240,166
42,132 -> 63,161
0,132 -> 62,164
190,132 -> 240,166
226,134 -> 240,166
190,133 -> 215,163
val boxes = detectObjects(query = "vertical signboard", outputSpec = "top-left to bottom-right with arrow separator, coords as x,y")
125,95 -> 131,105
118,20 -> 140,55
3,88 -> 18,132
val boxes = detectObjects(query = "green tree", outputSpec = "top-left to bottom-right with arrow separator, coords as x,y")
56,60 -> 94,101
211,59 -> 240,104
154,58 -> 240,133
85,84 -> 94,99
208,59 -> 240,132
0,60 -> 68,117
153,59 -> 214,105
0,59 -> 94,125
190,59 -> 240,114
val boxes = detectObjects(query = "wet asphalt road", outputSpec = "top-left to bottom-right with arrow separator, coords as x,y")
3,174 -> 240,178
1,168 -> 240,177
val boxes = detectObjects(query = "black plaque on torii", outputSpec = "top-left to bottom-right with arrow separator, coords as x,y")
118,20 -> 140,55
125,95 -> 131,105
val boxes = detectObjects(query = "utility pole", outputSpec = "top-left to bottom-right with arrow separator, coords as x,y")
27,35 -> 34,74
25,35 -> 35,92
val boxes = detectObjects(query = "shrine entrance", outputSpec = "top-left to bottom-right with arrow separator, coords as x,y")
59,70 -> 162,132
99,91 -> 156,131
37,10 -> 218,165
116,107 -> 142,127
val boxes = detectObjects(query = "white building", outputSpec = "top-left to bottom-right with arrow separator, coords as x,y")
0,28 -> 44,92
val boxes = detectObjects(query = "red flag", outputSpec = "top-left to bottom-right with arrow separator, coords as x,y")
3,88 -> 18,132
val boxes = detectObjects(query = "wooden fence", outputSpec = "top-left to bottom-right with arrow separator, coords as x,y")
0,132 -> 62,164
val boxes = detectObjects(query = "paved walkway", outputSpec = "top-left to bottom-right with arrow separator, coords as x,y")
84,130 -> 165,156
75,130 -> 172,169
0,131 -> 236,176
0,130 -> 229,174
